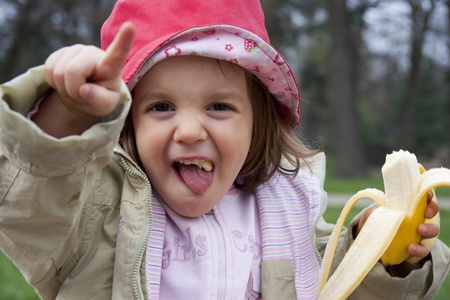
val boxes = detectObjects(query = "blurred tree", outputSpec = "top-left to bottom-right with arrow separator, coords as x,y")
1,0 -> 449,169
411,58 -> 448,157
262,0 -> 380,176
262,0 -> 449,173
359,1 -> 450,166
447,0 -> 450,80
327,0 -> 367,176
261,0 -> 332,146
396,0 -> 436,150
325,0 -> 383,177
0,0 -> 115,82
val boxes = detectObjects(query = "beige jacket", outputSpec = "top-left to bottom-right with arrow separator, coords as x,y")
1,66 -> 449,299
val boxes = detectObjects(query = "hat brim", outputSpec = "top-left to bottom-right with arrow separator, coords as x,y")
124,25 -> 300,131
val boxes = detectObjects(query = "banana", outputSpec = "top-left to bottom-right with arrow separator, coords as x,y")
316,150 -> 450,300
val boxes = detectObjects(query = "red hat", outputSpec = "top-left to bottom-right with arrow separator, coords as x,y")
101,0 -> 300,130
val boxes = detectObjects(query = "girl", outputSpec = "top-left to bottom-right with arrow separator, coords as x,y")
0,0 -> 448,299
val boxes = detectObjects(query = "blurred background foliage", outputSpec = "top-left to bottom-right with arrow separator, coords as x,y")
0,0 -> 449,177
261,0 -> 450,177
0,0 -> 449,298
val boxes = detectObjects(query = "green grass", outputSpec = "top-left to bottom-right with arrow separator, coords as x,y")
324,175 -> 450,198
0,252 -> 39,299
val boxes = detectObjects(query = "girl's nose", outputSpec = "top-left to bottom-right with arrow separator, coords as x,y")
173,113 -> 208,144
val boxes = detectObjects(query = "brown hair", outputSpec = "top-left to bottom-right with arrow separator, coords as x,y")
121,70 -> 322,191
235,72 -> 322,191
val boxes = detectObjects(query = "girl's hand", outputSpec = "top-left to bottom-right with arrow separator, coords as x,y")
356,190 -> 439,262
32,22 -> 135,138
407,190 -> 439,260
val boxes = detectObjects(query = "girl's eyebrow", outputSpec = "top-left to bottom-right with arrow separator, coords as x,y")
208,90 -> 245,102
137,89 -> 246,104
135,91 -> 172,104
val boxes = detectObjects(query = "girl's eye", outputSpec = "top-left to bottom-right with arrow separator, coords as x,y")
209,103 -> 233,111
148,102 -> 173,112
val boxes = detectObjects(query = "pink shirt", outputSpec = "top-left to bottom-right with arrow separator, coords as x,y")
152,186 -> 262,299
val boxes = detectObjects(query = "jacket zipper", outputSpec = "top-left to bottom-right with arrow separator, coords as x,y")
206,210 -> 227,300
119,155 -> 153,300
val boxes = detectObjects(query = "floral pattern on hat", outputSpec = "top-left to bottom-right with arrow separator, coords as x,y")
128,25 -> 300,130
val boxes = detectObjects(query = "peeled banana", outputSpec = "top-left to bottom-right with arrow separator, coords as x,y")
316,150 -> 450,299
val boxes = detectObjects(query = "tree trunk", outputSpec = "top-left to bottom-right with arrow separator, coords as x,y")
396,0 -> 435,150
327,0 -> 367,177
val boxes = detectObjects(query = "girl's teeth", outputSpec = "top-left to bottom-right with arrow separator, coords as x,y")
177,159 -> 212,171
199,161 -> 213,171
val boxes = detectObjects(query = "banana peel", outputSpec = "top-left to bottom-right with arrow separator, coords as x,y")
316,150 -> 450,299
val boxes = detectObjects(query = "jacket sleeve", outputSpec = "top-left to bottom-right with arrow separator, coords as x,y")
0,66 -> 131,298
315,201 -> 450,299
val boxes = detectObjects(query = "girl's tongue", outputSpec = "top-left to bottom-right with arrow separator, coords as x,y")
177,163 -> 213,194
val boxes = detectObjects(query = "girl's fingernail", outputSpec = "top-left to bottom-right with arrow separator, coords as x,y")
80,85 -> 92,101
418,224 -> 427,234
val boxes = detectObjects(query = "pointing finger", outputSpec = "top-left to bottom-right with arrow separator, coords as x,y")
94,22 -> 135,81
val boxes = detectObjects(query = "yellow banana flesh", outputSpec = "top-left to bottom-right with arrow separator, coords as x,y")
382,165 -> 438,265
316,150 -> 450,299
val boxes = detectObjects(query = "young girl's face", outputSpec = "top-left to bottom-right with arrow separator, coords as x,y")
132,56 -> 253,217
